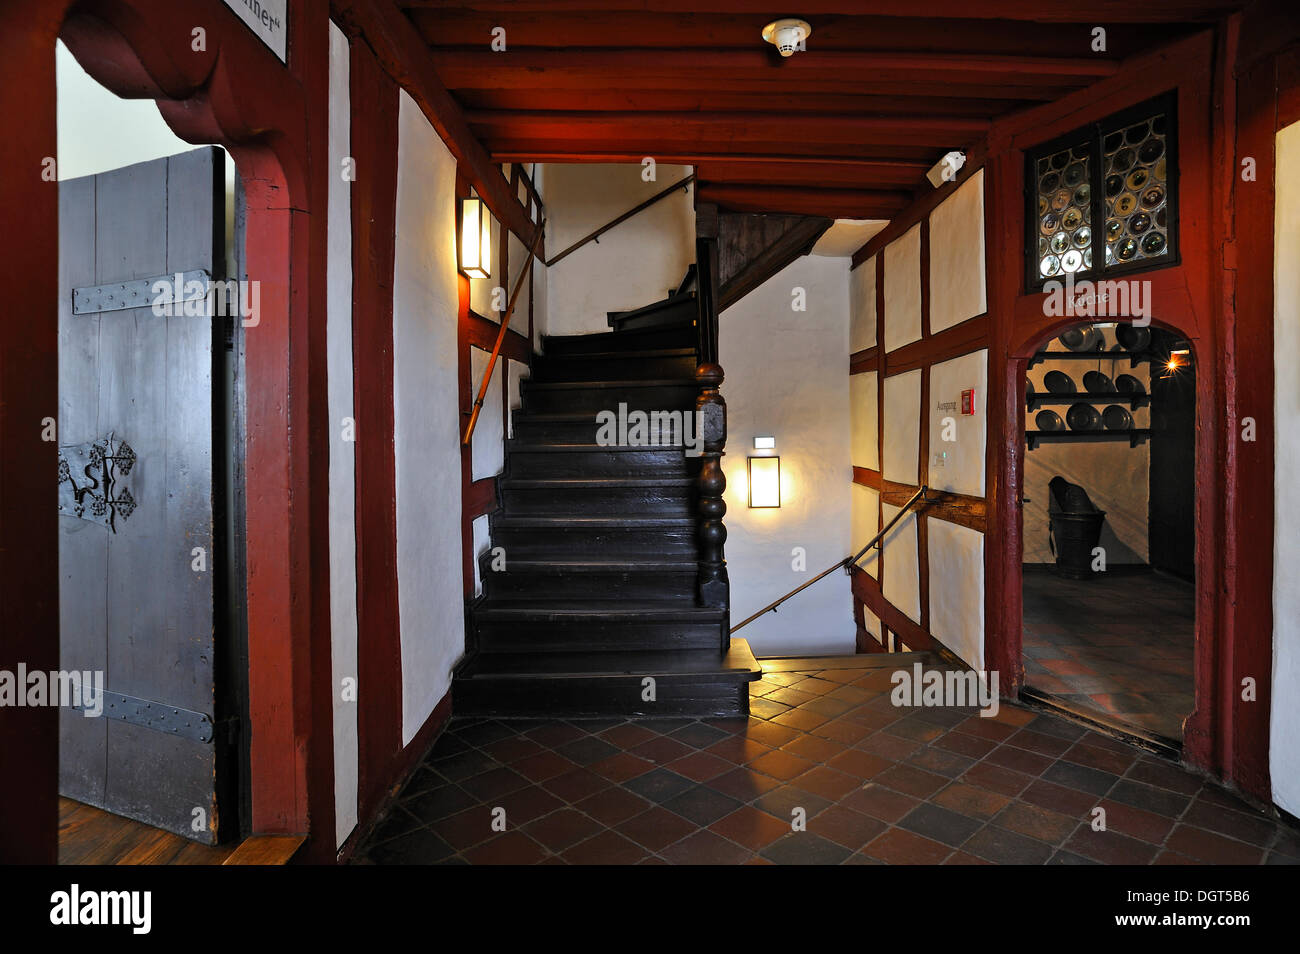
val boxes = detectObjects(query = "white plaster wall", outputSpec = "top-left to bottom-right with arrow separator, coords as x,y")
471,514 -> 491,598
881,503 -> 921,624
532,259 -> 550,351
508,228 -> 530,335
326,23 -> 358,851
393,92 -> 466,745
1023,328 -> 1149,564
928,349 -> 988,498
469,346 -> 505,480
882,369 -> 922,484
720,255 -> 854,656
507,358 -> 529,438
542,163 -> 695,336
883,224 -> 922,352
927,518 -> 985,670
1271,119 -> 1300,816
850,371 -> 879,471
929,170 -> 987,333
851,483 -> 880,580
849,256 -> 877,353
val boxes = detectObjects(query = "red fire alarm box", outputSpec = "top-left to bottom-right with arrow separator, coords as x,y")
961,388 -> 976,415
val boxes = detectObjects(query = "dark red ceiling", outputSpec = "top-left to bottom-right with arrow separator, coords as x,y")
399,1 -> 1239,217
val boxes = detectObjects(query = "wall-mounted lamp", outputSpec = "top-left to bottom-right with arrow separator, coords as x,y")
754,435 -> 775,450
459,195 -> 492,279
748,455 -> 781,508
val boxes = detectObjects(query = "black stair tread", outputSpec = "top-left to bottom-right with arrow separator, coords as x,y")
512,411 -> 694,423
501,476 -> 695,488
493,514 -> 694,527
475,598 -> 724,619
526,378 -> 695,390
507,442 -> 693,453
458,639 -> 760,679
495,559 -> 694,571
511,411 -> 609,422
543,348 -> 695,362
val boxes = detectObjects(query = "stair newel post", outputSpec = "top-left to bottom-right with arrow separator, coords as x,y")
696,363 -> 729,617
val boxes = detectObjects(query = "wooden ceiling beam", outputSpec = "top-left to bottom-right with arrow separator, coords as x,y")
466,110 -> 989,146
399,0 -> 1238,22
443,72 -> 1073,100
455,88 -> 1023,117
432,48 -> 1119,83
405,8 -> 1178,58
332,0 -> 539,248
487,151 -> 931,166
484,139 -> 946,162
695,160 -> 929,188
697,183 -> 912,218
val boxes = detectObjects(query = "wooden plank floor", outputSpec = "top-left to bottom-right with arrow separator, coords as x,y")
58,797 -> 237,865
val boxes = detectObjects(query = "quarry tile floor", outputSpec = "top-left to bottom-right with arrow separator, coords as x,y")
356,655 -> 1296,865
1022,568 -> 1195,740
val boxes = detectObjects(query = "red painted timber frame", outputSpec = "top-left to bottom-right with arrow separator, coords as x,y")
347,39 -> 405,842
0,0 -> 337,862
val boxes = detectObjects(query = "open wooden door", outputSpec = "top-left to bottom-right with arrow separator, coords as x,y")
58,146 -> 235,844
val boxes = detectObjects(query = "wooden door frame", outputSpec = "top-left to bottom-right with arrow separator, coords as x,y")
0,0 -> 336,861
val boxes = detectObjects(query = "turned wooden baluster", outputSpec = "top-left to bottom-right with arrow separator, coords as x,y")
696,363 -> 729,613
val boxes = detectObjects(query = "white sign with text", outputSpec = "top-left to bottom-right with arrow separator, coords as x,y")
222,0 -> 287,63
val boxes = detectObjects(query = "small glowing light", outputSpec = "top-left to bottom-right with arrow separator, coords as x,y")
459,195 -> 491,279
754,435 -> 775,450
748,456 -> 780,508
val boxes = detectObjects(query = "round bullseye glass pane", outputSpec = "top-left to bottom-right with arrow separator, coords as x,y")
1141,231 -> 1167,255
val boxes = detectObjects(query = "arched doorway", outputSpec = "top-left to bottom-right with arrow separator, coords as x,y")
1016,318 -> 1196,751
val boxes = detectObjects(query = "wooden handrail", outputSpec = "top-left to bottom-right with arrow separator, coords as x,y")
730,485 -> 929,634
462,218 -> 546,447
545,174 -> 695,268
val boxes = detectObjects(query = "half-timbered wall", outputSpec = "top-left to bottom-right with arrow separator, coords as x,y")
849,171 -> 990,671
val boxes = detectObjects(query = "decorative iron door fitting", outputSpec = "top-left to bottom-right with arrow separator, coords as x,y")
58,432 -> 137,532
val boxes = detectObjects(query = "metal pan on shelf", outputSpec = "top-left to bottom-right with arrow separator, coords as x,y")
1035,409 -> 1065,431
1102,405 -> 1134,430
1043,370 -> 1077,394
1082,370 -> 1116,393
1066,402 -> 1102,431
1115,323 -> 1152,352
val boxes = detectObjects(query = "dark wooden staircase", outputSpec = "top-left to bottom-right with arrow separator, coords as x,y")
454,310 -> 761,719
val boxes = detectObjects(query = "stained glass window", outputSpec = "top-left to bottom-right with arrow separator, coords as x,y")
1034,142 -> 1092,279
1102,113 -> 1169,267
1027,94 -> 1176,287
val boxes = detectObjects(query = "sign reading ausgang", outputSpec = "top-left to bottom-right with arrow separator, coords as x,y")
222,0 -> 287,63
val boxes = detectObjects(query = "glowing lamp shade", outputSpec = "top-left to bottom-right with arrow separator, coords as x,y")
460,196 -> 492,279
748,456 -> 781,508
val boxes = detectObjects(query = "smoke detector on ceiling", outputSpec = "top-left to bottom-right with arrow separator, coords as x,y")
762,18 -> 812,57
